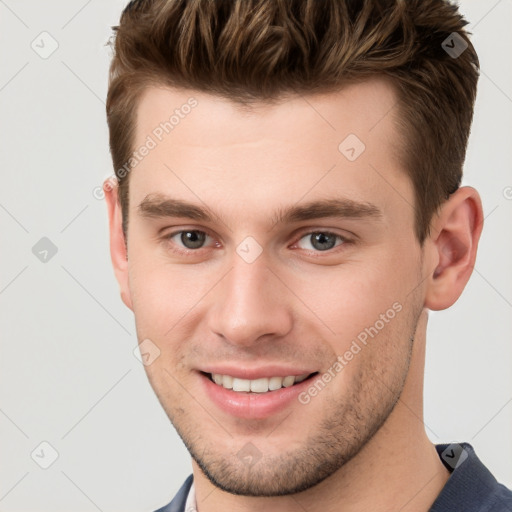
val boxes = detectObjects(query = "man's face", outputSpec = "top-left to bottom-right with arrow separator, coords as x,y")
122,79 -> 428,495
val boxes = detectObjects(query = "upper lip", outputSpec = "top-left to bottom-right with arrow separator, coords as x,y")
199,365 -> 317,380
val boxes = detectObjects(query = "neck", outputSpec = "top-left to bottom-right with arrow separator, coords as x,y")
192,310 -> 450,512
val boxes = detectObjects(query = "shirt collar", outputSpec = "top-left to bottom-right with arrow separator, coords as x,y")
184,479 -> 197,512
183,443 -> 502,511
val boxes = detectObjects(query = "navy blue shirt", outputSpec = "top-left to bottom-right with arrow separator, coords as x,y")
155,442 -> 512,511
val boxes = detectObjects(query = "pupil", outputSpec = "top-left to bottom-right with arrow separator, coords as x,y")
311,232 -> 336,251
181,231 -> 205,249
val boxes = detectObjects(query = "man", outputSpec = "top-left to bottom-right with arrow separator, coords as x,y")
103,0 -> 512,511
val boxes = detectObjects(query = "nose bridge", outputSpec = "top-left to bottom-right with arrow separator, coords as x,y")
208,248 -> 292,346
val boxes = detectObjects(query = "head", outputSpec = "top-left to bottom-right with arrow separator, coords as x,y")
105,0 -> 483,497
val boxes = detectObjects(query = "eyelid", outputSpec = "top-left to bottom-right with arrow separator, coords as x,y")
291,230 -> 350,251
161,227 -> 354,254
164,228 -> 218,252
292,226 -> 353,241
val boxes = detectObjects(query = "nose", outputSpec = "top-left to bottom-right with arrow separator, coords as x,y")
207,252 -> 293,347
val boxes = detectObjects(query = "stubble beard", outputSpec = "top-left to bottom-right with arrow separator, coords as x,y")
167,323 -> 417,497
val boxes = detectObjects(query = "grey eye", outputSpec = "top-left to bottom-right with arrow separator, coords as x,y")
176,230 -> 207,249
297,232 -> 341,251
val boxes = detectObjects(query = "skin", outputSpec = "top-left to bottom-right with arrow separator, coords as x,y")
105,78 -> 483,512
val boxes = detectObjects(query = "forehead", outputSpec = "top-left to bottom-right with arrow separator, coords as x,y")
134,78 -> 401,151
129,78 -> 412,230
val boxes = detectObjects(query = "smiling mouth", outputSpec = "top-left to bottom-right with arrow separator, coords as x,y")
201,371 -> 319,393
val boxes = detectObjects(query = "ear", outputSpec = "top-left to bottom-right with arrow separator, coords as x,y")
424,186 -> 483,311
104,177 -> 133,311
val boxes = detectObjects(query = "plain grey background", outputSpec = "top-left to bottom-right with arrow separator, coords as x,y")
0,1 -> 511,511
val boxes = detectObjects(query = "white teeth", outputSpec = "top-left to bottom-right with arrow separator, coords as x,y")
249,378 -> 268,393
222,375 -> 233,389
282,376 -> 295,387
232,378 -> 251,392
210,373 -> 311,393
268,376 -> 283,390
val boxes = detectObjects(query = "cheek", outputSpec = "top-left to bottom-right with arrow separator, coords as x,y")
127,250 -> 205,333
129,266 -> 171,333
291,258 -> 412,345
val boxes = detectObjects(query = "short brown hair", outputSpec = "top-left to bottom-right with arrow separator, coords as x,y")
106,0 -> 479,243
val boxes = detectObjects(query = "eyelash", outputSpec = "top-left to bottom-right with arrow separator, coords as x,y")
162,229 -> 351,256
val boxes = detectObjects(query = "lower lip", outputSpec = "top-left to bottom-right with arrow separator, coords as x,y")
199,372 -> 316,420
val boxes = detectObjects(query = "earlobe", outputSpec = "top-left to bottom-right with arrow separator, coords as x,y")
104,178 -> 134,311
424,187 -> 483,311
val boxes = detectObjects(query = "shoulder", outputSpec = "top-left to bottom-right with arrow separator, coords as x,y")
153,474 -> 194,512
430,443 -> 512,511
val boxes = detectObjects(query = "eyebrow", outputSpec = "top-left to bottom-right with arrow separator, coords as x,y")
272,198 -> 382,225
138,194 -> 215,221
137,193 -> 382,226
